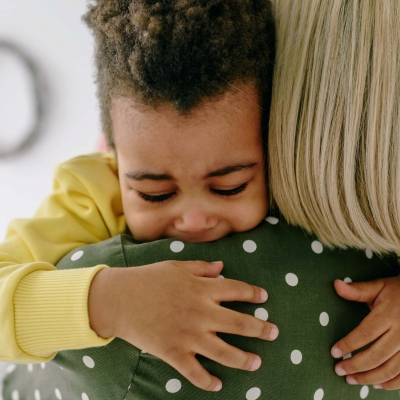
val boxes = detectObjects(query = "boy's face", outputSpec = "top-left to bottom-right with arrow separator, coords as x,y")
112,83 -> 268,243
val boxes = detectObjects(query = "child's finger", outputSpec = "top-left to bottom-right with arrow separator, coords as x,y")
165,351 -> 223,392
334,327 -> 396,377
343,347 -> 400,387
374,369 -> 400,390
194,333 -> 263,373
331,310 -> 390,360
209,277 -> 268,304
334,279 -> 385,304
211,305 -> 279,341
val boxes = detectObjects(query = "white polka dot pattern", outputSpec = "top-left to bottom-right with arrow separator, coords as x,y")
170,241 -> 184,253
55,388 -> 62,400
83,356 -> 95,369
314,389 -> 324,400
165,378 -> 182,393
290,350 -> 302,364
319,312 -> 329,326
285,273 -> 298,287
311,241 -> 323,254
343,352 -> 352,360
265,216 -> 279,225
360,385 -> 369,398
71,250 -> 84,261
314,388 -> 324,400
246,387 -> 261,400
254,308 -> 268,321
5,225 -> 386,400
243,240 -> 257,253
6,364 -> 17,374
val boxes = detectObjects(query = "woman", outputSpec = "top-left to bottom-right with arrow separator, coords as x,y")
269,0 -> 400,391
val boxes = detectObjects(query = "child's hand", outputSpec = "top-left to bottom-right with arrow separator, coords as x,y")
88,261 -> 278,392
331,277 -> 400,390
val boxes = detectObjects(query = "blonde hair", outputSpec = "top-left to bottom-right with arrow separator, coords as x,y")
268,0 -> 400,254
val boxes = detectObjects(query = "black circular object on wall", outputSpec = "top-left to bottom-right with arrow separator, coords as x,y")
0,40 -> 47,158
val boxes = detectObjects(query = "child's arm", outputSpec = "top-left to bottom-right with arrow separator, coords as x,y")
331,277 -> 400,389
0,152 -> 278,393
0,153 -> 124,362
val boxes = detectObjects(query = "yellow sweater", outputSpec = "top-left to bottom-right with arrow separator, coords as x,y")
0,152 -> 126,362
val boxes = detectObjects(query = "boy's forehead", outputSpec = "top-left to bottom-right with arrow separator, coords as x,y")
111,82 -> 264,175
110,82 -> 261,135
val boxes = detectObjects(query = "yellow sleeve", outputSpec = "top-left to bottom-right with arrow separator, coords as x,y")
0,152 -> 126,362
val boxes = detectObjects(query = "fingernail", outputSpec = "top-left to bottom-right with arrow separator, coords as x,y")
260,289 -> 268,302
213,382 -> 222,391
373,384 -> 382,389
250,357 -> 262,371
331,347 -> 342,358
346,376 -> 357,385
335,366 -> 347,376
269,327 -> 279,340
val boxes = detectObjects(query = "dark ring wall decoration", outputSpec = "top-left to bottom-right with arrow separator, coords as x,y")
0,40 -> 46,158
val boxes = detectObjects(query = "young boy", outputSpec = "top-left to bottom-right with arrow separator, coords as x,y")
0,0 -> 276,392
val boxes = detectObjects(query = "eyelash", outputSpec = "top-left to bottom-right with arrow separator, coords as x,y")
138,192 -> 175,203
210,183 -> 248,197
138,183 -> 248,203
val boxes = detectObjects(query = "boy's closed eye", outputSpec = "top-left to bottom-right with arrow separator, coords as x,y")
137,182 -> 249,203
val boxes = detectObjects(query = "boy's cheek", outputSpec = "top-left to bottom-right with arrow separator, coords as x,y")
229,202 -> 266,234
125,214 -> 148,240
125,212 -> 164,242
237,185 -> 268,230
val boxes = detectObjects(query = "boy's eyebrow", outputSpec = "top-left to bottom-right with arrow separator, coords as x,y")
125,162 -> 257,181
206,162 -> 257,177
125,172 -> 172,181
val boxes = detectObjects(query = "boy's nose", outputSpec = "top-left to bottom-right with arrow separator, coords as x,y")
174,207 -> 218,234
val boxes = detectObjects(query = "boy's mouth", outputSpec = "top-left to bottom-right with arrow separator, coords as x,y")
173,230 -> 227,243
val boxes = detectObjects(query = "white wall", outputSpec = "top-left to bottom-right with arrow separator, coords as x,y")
0,0 -> 101,239
0,1 -> 101,395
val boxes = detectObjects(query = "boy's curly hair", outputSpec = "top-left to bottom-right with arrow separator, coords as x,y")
83,0 -> 275,148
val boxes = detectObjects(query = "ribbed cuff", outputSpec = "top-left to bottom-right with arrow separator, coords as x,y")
14,266 -> 114,357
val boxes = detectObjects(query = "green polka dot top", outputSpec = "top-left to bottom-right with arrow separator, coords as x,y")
3,217 -> 400,400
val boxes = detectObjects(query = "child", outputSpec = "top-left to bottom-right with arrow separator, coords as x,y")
0,0 -> 276,393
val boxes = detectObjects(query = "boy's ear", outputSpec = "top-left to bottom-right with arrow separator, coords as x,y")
97,134 -> 108,152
